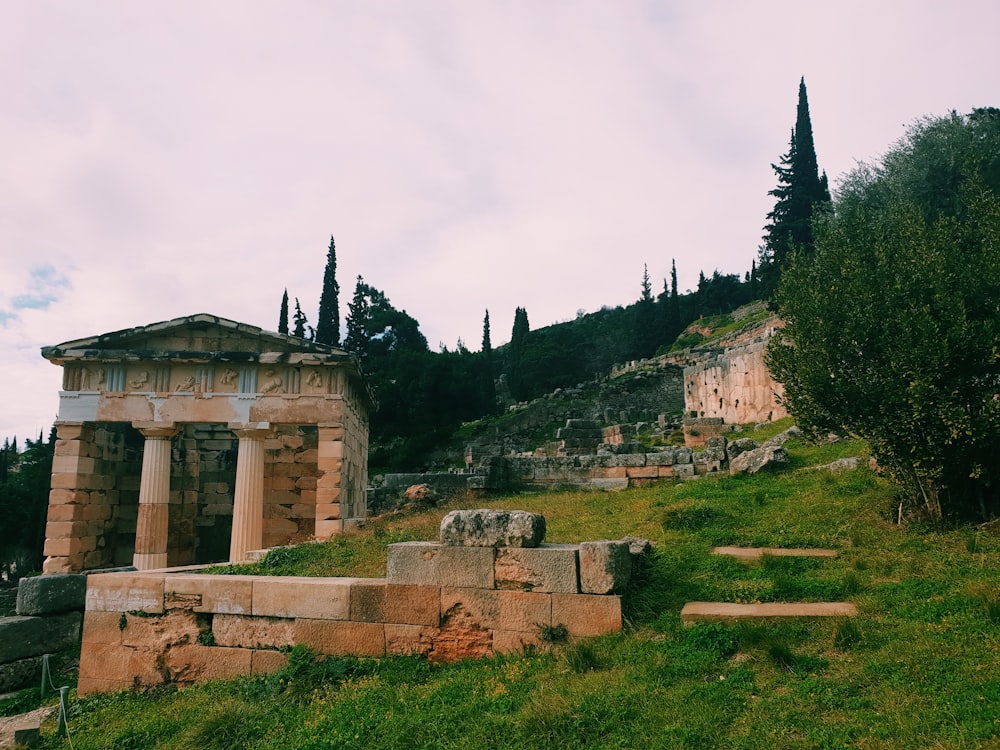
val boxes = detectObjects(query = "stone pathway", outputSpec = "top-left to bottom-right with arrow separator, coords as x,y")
682,546 -> 855,625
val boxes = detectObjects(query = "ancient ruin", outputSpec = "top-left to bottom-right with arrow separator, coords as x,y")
75,510 -> 633,695
39,314 -> 372,574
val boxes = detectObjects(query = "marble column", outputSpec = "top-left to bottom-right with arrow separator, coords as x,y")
132,422 -> 178,571
228,423 -> 271,563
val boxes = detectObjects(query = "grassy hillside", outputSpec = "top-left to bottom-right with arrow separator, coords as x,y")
24,429 -> 1000,749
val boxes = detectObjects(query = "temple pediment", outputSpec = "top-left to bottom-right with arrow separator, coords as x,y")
41,313 -> 374,425
41,313 -> 351,365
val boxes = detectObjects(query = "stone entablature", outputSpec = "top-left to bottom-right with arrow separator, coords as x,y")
40,314 -> 372,575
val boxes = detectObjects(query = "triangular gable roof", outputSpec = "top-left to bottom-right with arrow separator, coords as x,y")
41,313 -> 354,367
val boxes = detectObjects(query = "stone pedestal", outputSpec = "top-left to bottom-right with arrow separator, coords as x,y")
229,423 -> 271,563
132,423 -> 178,571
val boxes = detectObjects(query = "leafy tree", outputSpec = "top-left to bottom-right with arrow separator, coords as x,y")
315,235 -> 340,346
767,108 -> 1000,521
758,77 -> 831,298
278,289 -> 289,335
292,298 -> 308,339
0,429 -> 53,578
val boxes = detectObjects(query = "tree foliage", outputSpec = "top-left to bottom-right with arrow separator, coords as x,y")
758,78 -> 831,299
278,289 -> 289,335
292,298 -> 308,339
767,108 -> 1000,521
0,431 -> 54,579
315,235 -> 340,346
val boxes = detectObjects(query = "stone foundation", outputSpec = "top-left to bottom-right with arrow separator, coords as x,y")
76,517 -> 631,695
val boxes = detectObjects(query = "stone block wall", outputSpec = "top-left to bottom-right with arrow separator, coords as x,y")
262,425 -> 319,548
315,377 -> 370,537
0,574 -> 87,692
44,423 -> 140,573
76,537 -> 626,695
683,338 -> 787,426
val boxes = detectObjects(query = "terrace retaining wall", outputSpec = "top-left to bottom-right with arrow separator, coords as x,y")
77,538 -> 627,695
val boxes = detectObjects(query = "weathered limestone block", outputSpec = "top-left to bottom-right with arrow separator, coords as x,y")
427,603 -> 493,663
164,574 -> 253,614
673,463 -> 695,479
645,452 -> 676,466
551,594 -> 622,637
578,541 -> 631,594
250,577 -> 357,619
589,477 -> 629,490
440,588 -> 551,633
440,509 -> 545,548
762,426 -> 802,446
494,545 -> 579,593
729,444 -> 788,475
386,543 -> 495,588
385,623 -> 439,656
350,581 -> 440,626
163,643 -> 253,686
615,454 -> 646,467
80,610 -> 124,646
86,573 -> 164,614
16,573 -> 87,616
0,613 -> 82,664
250,649 -> 288,675
727,438 -> 759,458
293,619 -> 385,657
212,614 -> 294,649
120,609 -> 202,650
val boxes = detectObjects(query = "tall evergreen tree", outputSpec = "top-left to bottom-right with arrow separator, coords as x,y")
278,289 -> 289,335
635,263 -> 657,356
758,77 -> 831,299
344,275 -> 370,360
480,309 -> 496,413
292,298 -> 308,338
506,307 -> 530,402
315,235 -> 340,346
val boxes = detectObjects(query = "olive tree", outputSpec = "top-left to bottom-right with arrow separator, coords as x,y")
767,109 -> 1000,521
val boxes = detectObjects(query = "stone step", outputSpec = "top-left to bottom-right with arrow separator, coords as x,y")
681,601 -> 857,624
712,546 -> 838,560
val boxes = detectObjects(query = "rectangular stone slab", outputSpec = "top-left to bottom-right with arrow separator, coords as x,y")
712,547 -> 838,560
680,601 -> 857,624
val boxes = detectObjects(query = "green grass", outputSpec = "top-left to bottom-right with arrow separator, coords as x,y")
33,435 -> 1000,749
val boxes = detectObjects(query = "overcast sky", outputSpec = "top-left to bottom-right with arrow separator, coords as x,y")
2,1 -> 998,442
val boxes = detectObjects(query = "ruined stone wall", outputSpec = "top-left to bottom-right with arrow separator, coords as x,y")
76,538 -> 624,695
683,337 -> 787,425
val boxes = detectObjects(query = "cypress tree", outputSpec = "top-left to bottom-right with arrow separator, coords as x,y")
315,235 -> 340,345
506,307 -> 530,402
344,276 -> 370,360
278,289 -> 289,334
292,298 -> 308,338
636,263 -> 657,356
758,77 -> 831,299
480,309 -> 497,413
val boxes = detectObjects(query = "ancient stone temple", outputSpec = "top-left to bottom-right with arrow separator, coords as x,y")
39,314 -> 372,574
